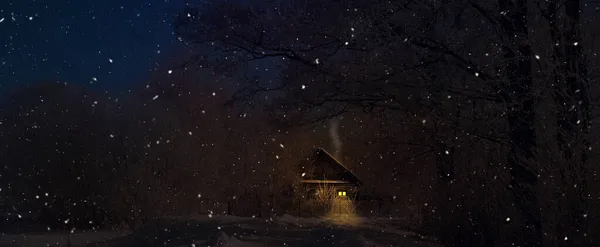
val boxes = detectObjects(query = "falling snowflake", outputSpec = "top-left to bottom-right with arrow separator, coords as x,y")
153,95 -> 159,100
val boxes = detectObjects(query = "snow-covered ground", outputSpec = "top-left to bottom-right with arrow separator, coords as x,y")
0,215 -> 441,247
0,231 -> 124,247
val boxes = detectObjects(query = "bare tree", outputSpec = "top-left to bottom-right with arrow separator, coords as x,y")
174,0 -> 598,246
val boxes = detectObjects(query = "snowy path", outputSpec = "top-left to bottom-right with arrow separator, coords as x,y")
0,215 -> 442,247
86,215 -> 441,247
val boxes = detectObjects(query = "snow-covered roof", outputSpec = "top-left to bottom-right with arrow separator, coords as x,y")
301,147 -> 362,186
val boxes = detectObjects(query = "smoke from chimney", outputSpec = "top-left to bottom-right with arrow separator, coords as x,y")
329,118 -> 342,158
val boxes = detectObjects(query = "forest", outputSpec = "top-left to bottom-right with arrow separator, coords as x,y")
1,0 -> 599,246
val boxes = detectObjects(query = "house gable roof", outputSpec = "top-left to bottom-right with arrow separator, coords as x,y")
301,147 -> 362,186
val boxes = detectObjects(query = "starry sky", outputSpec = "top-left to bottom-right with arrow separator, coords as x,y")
0,0 -> 186,91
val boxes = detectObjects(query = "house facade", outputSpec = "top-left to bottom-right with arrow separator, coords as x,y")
299,148 -> 362,200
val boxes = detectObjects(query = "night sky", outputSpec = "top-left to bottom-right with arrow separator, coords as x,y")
0,1 -> 597,246
0,0 -> 186,91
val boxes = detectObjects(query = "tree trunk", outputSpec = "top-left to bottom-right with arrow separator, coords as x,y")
549,0 -> 591,245
498,0 -> 541,246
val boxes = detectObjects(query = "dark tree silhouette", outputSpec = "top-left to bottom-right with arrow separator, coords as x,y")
174,0 -> 598,246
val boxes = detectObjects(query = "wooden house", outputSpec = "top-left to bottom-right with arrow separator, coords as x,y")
299,148 -> 362,199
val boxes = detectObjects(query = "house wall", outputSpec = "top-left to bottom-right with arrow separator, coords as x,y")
301,183 -> 359,199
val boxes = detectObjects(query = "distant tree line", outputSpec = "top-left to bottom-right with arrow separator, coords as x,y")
0,70 -> 331,231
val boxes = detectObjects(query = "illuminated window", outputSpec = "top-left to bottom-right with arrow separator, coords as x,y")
337,191 -> 347,197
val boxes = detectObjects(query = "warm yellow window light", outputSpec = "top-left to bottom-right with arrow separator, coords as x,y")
338,191 -> 347,197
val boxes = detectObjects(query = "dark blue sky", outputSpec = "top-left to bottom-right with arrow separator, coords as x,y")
0,0 -> 186,91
